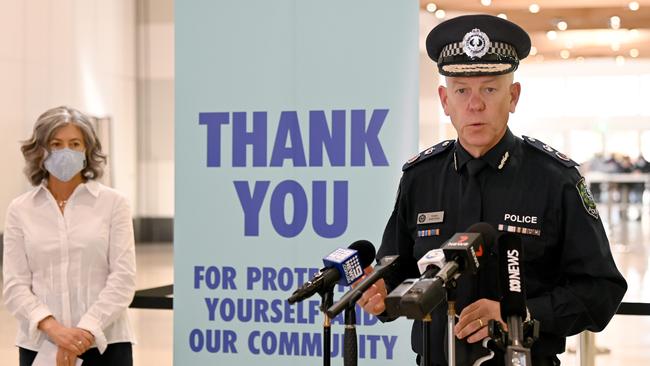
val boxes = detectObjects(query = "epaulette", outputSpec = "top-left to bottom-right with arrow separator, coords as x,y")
522,136 -> 578,168
402,139 -> 455,171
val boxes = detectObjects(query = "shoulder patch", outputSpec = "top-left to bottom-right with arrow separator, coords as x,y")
402,140 -> 455,171
576,177 -> 599,219
522,136 -> 578,168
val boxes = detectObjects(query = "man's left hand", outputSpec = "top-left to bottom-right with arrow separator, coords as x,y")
454,298 -> 507,343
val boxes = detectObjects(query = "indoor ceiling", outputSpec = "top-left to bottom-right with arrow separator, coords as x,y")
419,0 -> 650,61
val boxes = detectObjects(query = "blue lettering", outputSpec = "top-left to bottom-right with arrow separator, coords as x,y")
270,180 -> 308,238
189,329 -> 203,352
246,267 -> 261,290
261,331 -> 277,355
233,111 -> 267,167
270,111 -> 307,167
351,109 -> 389,166
219,298 -> 235,321
312,180 -> 348,238
234,181 -> 269,236
383,335 -> 397,359
278,332 -> 300,355
302,332 -> 322,356
309,110 -> 345,167
189,329 -> 237,354
248,331 -> 260,355
199,112 -> 229,167
205,298 -> 218,321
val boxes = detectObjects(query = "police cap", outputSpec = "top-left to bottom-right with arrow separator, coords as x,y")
426,14 -> 531,77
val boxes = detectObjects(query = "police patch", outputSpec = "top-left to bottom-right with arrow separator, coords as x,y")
576,177 -> 599,219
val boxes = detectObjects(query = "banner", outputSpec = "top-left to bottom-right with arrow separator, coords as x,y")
175,1 -> 419,364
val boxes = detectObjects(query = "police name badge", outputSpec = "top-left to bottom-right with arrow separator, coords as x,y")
417,211 -> 444,225
576,177 -> 599,219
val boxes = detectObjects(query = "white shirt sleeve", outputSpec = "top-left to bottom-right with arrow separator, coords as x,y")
2,200 -> 54,343
76,194 -> 136,353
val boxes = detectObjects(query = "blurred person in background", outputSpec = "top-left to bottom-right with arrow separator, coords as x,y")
2,106 -> 136,366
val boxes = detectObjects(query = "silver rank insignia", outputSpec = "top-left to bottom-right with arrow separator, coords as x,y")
498,151 -> 509,170
576,177 -> 599,219
462,28 -> 491,59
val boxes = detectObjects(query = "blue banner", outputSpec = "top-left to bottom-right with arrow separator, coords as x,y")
175,1 -> 419,364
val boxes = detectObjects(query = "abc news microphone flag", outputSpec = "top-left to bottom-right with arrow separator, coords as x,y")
174,1 -> 419,365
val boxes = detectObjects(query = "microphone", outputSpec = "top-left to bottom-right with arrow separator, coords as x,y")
384,249 -> 446,316
398,222 -> 497,319
287,240 -> 376,304
325,255 -> 400,318
498,232 -> 532,366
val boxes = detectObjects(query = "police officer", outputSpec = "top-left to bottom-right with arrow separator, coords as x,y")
355,14 -> 627,366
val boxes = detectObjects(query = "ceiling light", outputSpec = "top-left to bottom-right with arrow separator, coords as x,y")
565,41 -> 574,49
481,0 -> 492,6
616,55 -> 625,65
576,57 -> 585,63
629,2 -> 640,11
611,43 -> 621,51
497,13 -> 508,20
629,28 -> 639,37
557,21 -> 568,31
529,46 -> 538,56
630,48 -> 639,58
560,50 -> 570,59
610,16 -> 621,30
426,3 -> 437,13
546,30 -> 558,40
529,4 -> 540,13
435,9 -> 446,19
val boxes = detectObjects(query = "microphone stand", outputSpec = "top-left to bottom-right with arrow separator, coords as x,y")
320,289 -> 334,366
446,284 -> 457,366
344,305 -> 358,366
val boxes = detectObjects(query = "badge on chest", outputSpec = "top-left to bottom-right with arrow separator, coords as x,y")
416,211 -> 444,237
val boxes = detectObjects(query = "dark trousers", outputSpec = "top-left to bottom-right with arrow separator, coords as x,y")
20,342 -> 133,366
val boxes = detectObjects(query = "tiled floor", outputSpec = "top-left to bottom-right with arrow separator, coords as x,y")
1,203 -> 650,365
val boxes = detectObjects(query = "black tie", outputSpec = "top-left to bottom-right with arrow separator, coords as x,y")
452,158 -> 491,365
459,158 -> 487,230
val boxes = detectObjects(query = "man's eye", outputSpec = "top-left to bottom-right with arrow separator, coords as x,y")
456,88 -> 466,94
485,88 -> 496,93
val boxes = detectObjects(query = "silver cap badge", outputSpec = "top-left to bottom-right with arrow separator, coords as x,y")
462,28 -> 491,59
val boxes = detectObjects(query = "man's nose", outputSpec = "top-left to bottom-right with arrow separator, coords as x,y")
467,91 -> 485,111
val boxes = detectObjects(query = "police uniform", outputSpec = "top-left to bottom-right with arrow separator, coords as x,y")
375,15 -> 627,366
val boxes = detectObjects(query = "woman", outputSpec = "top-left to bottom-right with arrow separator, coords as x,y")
2,106 -> 136,366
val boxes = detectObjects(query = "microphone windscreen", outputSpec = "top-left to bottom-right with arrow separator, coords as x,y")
466,222 -> 497,249
498,232 -> 527,319
349,240 -> 376,268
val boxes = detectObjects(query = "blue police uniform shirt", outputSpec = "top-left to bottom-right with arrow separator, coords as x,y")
377,128 -> 627,365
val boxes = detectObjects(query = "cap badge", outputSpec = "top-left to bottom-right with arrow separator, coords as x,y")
462,28 -> 491,59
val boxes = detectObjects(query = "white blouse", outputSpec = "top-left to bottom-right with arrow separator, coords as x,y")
2,180 -> 136,353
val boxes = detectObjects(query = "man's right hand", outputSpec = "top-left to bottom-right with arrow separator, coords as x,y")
353,266 -> 388,315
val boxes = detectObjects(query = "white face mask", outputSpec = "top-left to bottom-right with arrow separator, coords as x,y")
44,148 -> 86,182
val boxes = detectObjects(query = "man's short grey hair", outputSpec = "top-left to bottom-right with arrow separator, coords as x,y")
21,106 -> 107,186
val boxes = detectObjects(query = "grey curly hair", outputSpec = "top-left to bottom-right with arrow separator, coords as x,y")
21,106 -> 107,186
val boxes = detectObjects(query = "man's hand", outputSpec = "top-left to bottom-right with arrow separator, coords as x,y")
454,298 -> 507,343
353,266 -> 387,315
39,316 -> 94,355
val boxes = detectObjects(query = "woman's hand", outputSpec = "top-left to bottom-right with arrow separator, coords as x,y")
39,316 -> 94,355
56,346 -> 77,366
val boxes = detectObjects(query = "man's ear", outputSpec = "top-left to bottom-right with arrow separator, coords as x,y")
438,85 -> 450,116
509,82 -> 521,113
